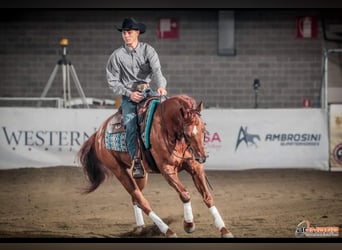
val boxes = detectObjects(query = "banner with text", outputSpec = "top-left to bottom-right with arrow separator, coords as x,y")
202,109 -> 329,170
0,108 -> 113,168
0,108 -> 329,170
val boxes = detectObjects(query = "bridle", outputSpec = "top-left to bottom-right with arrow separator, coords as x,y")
159,96 -> 205,162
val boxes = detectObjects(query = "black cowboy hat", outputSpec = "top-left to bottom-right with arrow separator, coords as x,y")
116,17 -> 146,34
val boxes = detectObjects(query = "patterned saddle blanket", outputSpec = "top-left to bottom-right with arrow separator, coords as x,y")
105,98 -> 160,152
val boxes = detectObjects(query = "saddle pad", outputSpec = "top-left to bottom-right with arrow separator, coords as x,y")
141,99 -> 160,149
105,131 -> 128,152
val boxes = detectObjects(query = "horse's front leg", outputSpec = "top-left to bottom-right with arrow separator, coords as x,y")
161,166 -> 196,234
186,161 -> 234,238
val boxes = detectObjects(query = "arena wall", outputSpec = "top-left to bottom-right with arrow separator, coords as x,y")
0,9 -> 328,108
0,107 -> 329,170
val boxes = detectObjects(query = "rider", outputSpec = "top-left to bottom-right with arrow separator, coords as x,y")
106,17 -> 168,178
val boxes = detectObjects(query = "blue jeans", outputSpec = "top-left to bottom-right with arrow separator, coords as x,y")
121,89 -> 158,160
121,95 -> 138,160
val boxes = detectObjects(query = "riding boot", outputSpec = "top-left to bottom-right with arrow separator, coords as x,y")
132,158 -> 145,179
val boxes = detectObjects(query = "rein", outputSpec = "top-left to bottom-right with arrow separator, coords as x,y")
159,96 -> 195,161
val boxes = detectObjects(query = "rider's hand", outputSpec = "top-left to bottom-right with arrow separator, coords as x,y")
157,87 -> 167,96
130,91 -> 144,103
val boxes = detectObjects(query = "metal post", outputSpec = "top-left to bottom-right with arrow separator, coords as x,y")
66,63 -> 72,108
62,63 -> 67,108
324,49 -> 328,113
70,64 -> 89,108
40,64 -> 59,99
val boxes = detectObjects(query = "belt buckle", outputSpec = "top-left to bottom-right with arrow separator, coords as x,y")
136,83 -> 149,92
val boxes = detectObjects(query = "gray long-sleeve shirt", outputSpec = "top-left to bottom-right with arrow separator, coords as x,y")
106,42 -> 167,97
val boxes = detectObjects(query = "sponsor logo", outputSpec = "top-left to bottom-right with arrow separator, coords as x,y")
235,125 -> 322,151
235,126 -> 260,151
205,130 -> 222,150
333,143 -> 342,164
295,220 -> 339,237
1,126 -> 96,152
265,133 -> 321,146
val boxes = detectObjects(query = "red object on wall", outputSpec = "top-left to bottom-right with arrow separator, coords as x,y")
302,98 -> 312,108
157,18 -> 179,39
296,16 -> 318,38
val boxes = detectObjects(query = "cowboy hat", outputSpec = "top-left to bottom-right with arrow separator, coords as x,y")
116,17 -> 146,34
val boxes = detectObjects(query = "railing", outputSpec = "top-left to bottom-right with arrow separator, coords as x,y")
0,97 -> 64,108
0,97 -> 116,109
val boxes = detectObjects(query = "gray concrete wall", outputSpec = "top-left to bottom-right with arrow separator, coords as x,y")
0,9 -> 327,108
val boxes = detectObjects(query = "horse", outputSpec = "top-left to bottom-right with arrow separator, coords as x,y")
77,94 -> 233,238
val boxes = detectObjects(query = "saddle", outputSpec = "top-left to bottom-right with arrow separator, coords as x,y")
104,96 -> 161,172
106,107 -> 125,134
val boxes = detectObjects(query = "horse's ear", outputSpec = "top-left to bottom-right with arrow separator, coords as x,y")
197,101 -> 204,113
180,106 -> 186,118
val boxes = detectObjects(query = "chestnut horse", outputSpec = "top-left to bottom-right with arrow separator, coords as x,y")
77,94 -> 233,238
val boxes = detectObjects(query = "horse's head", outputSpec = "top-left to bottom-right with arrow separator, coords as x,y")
180,101 -> 207,164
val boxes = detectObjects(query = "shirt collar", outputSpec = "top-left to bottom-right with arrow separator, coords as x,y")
124,42 -> 141,54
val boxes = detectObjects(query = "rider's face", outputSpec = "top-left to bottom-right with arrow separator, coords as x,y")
122,30 -> 140,48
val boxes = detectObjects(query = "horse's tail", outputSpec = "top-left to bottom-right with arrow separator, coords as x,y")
77,133 -> 106,194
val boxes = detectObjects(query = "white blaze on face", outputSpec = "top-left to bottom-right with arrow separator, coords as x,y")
192,125 -> 198,135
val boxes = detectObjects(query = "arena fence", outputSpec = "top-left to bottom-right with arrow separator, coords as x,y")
0,107 -> 330,171
0,97 -> 116,109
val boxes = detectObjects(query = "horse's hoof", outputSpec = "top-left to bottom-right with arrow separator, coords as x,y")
183,221 -> 196,233
220,227 -> 234,238
133,225 -> 145,235
222,232 -> 234,238
166,228 -> 178,238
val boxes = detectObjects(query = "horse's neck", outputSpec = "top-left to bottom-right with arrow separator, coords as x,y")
158,98 -> 184,134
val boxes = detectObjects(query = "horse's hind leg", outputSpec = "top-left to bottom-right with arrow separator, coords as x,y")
114,167 -> 177,237
186,162 -> 234,238
131,177 -> 148,234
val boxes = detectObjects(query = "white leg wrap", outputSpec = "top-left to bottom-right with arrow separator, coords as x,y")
148,211 -> 169,234
133,205 -> 145,227
183,201 -> 194,223
209,206 -> 225,230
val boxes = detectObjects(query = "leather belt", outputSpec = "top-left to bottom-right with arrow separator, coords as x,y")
131,82 -> 150,92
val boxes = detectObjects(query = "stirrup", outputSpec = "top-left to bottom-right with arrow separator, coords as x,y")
132,158 -> 145,179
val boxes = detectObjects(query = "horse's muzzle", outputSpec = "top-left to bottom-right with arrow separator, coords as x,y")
195,156 -> 207,164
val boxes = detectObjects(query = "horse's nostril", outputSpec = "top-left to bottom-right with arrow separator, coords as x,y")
196,157 -> 206,164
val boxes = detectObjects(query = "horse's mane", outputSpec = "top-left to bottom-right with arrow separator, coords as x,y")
160,95 -> 200,145
167,94 -> 197,110
171,95 -> 200,125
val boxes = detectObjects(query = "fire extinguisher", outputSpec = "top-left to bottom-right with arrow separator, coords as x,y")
299,17 -> 312,38
302,98 -> 312,108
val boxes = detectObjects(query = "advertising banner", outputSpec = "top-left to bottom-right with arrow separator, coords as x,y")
329,104 -> 342,171
202,109 -> 329,170
0,108 -> 113,168
0,108 -> 329,170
